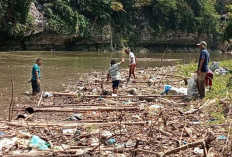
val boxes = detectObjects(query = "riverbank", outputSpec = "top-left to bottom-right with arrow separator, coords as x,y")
0,60 -> 231,156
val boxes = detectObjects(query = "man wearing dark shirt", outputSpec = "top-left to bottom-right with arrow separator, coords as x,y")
196,41 -> 209,99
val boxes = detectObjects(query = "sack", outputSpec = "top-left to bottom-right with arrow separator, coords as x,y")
187,73 -> 198,96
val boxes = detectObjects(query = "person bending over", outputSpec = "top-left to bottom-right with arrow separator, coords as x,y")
107,58 -> 124,95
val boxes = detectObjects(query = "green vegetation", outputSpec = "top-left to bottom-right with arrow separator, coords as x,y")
0,0 -> 225,48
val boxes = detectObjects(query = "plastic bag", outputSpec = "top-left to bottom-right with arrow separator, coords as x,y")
0,137 -> 18,152
187,73 -> 198,96
161,85 -> 172,95
28,135 -> 49,150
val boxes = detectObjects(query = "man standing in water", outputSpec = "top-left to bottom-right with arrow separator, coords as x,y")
196,41 -> 209,99
107,58 -> 124,96
125,48 -> 137,81
31,58 -> 42,95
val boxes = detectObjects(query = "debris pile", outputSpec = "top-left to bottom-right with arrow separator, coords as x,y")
0,66 -> 231,156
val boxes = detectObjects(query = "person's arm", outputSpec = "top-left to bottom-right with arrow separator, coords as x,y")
197,58 -> 205,75
120,58 -> 124,65
35,71 -> 40,84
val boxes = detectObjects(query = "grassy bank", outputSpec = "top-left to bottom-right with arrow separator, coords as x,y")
177,59 -> 232,124
177,59 -> 232,99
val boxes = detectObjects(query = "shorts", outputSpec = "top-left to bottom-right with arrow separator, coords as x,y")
129,64 -> 136,73
112,80 -> 120,89
31,80 -> 40,93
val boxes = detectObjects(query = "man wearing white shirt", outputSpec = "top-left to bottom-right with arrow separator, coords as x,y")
125,48 -> 137,81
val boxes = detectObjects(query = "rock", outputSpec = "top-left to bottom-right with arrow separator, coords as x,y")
26,2 -> 47,36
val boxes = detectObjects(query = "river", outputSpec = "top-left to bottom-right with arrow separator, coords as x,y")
0,51 -> 231,120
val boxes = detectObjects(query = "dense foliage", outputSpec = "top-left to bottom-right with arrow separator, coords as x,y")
1,0 -> 230,47
223,4 -> 232,41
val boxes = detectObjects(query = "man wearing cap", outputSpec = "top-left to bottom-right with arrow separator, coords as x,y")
107,58 -> 124,95
196,41 -> 209,99
125,48 -> 137,81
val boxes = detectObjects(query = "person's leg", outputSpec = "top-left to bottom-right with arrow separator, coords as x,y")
32,80 -> 40,95
196,76 -> 200,96
31,80 -> 37,95
128,65 -> 132,81
198,72 -> 207,98
112,81 -> 119,94
113,88 -> 118,94
132,65 -> 136,79
199,80 -> 205,98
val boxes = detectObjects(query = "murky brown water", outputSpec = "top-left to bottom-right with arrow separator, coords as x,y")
0,51 -> 231,119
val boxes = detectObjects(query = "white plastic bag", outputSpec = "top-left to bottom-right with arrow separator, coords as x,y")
187,73 -> 198,96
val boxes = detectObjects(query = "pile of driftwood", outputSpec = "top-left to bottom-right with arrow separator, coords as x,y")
0,66 -> 231,157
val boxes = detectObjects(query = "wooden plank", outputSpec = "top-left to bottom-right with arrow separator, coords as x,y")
18,106 -> 141,112
53,92 -> 186,98
7,121 -> 153,128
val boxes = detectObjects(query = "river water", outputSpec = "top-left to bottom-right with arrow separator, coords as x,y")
0,51 -> 231,119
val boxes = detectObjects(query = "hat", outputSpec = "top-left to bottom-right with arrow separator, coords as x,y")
110,59 -> 116,65
197,41 -> 207,48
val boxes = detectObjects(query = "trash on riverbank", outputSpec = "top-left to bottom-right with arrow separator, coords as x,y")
0,66 -> 231,156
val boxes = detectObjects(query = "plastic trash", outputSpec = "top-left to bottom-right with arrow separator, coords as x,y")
75,130 -> 81,136
54,144 -> 70,150
194,147 -> 203,154
217,135 -> 227,140
105,138 -> 116,145
0,133 -> 4,135
28,135 -> 49,150
91,138 -> 99,146
189,121 -> 202,124
215,67 -> 229,75
182,141 -> 187,144
169,87 -> 187,95
210,62 -> 229,75
92,88 -> 97,93
0,137 -> 18,152
43,92 -> 53,98
210,62 -> 220,71
148,105 -> 163,114
125,139 -> 135,147
65,113 -> 82,121
112,94 -> 118,96
161,85 -> 172,95
148,79 -> 154,86
101,131 -> 112,139
187,73 -> 198,96
62,128 -> 76,135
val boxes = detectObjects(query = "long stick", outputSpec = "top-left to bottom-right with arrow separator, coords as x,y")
18,107 -> 141,112
7,121 -> 154,128
53,92 -> 186,98
8,78 -> 14,122
37,91 -> 44,106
